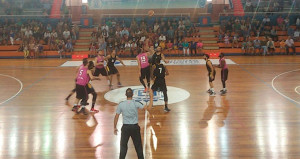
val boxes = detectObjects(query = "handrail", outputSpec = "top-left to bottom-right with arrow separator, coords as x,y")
100,13 -> 191,17
0,14 -> 72,18
219,11 -> 300,16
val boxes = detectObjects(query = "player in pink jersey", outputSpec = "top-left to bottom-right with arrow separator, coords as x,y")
94,50 -> 109,83
73,58 -> 100,115
215,53 -> 229,95
136,48 -> 151,92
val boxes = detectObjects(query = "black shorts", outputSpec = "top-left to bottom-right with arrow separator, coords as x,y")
94,67 -> 108,76
86,83 -> 96,94
151,78 -> 167,92
107,66 -> 119,75
221,69 -> 228,81
76,84 -> 88,100
208,71 -> 216,82
141,66 -> 150,81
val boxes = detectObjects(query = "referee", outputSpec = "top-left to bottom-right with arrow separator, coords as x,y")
114,88 -> 152,159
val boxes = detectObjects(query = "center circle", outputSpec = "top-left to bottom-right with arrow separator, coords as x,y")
104,86 -> 190,106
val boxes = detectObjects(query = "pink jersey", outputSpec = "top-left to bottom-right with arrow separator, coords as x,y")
137,53 -> 149,69
96,55 -> 105,69
219,57 -> 228,70
197,42 -> 203,48
76,65 -> 90,86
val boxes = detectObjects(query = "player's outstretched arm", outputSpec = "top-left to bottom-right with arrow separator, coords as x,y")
165,66 -> 169,76
116,56 -> 126,66
87,70 -> 100,81
161,54 -> 169,63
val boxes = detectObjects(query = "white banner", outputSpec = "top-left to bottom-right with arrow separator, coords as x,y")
61,59 -> 236,67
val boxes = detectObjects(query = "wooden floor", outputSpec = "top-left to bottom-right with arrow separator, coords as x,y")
1,56 -> 300,159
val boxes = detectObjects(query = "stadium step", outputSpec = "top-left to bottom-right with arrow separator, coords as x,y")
202,40 -> 218,44
200,35 -> 216,38
74,48 -> 89,52
75,42 -> 90,45
203,46 -> 220,50
199,30 -> 214,33
78,37 -> 91,40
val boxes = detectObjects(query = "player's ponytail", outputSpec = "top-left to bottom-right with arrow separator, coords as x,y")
83,58 -> 88,66
88,61 -> 95,70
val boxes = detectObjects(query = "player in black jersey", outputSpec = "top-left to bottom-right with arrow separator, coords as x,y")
149,58 -> 171,112
105,50 -> 126,89
204,54 -> 216,96
150,46 -> 168,80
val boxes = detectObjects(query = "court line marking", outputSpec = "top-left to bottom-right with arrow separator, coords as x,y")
238,65 -> 300,106
143,92 -> 149,158
295,86 -> 300,95
271,69 -> 300,105
0,74 -> 23,105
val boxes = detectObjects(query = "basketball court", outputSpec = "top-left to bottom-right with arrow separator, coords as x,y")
1,56 -> 300,158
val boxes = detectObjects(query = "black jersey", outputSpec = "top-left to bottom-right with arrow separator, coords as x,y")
151,52 -> 162,65
206,60 -> 215,73
107,55 -> 117,67
153,64 -> 165,79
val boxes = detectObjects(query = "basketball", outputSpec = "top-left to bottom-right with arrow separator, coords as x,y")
148,10 -> 155,16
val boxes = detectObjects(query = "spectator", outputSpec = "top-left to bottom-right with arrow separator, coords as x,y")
246,39 -> 254,55
159,34 -> 166,42
178,40 -> 183,56
270,26 -> 278,42
63,29 -> 70,41
190,41 -> 197,56
24,44 -> 29,59
224,33 -> 230,47
287,27 -> 294,37
262,16 -> 271,26
57,40 -> 65,59
178,21 -> 185,30
25,28 -> 33,39
197,40 -> 203,55
182,39 -> 189,56
261,37 -> 268,56
232,33 -> 239,48
65,39 -> 73,53
241,41 -> 247,55
167,26 -> 175,42
253,37 -> 261,55
154,23 -> 160,33
277,16 -> 284,30
296,17 -> 300,29
44,30 -> 51,44
294,29 -> 300,42
166,40 -> 173,54
101,23 -> 109,32
285,36 -> 296,55
245,0 -> 253,12
9,30 -> 14,45
159,39 -> 166,50
279,40 -> 286,55
284,17 -> 290,30
266,38 -> 275,55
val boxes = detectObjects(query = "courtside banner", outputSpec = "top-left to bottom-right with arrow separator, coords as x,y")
61,59 -> 236,67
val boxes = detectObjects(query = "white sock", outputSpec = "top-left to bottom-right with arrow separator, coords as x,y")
223,88 -> 227,91
74,104 -> 77,106
211,88 -> 214,92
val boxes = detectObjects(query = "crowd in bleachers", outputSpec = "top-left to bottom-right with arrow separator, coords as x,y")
0,18 -> 77,58
219,15 -> 300,55
89,17 -> 204,57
